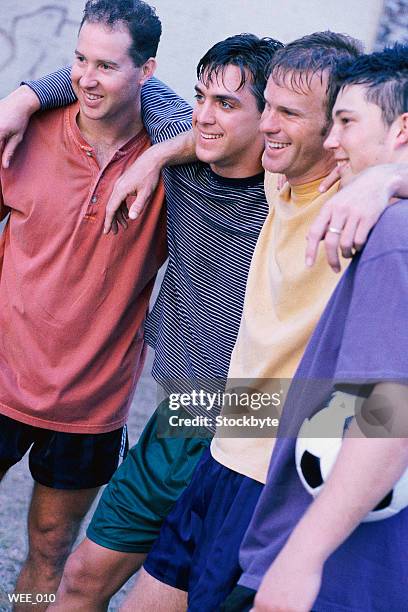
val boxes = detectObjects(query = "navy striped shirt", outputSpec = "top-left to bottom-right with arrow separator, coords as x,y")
26,71 -> 268,414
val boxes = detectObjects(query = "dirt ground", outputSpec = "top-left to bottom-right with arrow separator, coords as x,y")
0,272 -> 163,611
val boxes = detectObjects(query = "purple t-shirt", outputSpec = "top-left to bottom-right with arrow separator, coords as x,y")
239,200 -> 408,611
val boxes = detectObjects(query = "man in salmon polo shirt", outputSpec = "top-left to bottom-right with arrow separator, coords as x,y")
0,32 -> 283,610
0,0 -> 166,604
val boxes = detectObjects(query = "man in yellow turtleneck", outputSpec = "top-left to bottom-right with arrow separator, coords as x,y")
137,32 -> 369,610
210,34 -> 362,514
211,33 -> 358,487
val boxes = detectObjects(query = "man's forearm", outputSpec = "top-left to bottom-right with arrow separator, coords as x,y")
9,85 -> 41,115
286,436 -> 408,567
103,129 -> 197,231
150,129 -> 197,168
252,421 -> 408,612
0,85 -> 42,168
282,383 -> 408,567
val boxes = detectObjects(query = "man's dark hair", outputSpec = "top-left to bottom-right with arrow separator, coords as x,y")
328,43 -> 408,126
81,0 -> 161,67
197,34 -> 284,112
268,31 -> 363,115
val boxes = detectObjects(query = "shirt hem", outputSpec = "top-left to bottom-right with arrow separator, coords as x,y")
238,573 -> 261,592
210,440 -> 266,484
0,402 -> 127,434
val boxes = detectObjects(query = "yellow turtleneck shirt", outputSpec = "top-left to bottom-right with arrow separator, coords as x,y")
211,171 -> 348,484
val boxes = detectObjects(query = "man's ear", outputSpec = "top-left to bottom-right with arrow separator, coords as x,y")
139,58 -> 156,85
394,113 -> 408,147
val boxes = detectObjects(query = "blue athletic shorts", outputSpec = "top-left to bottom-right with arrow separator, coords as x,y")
0,413 -> 128,489
143,449 -> 263,611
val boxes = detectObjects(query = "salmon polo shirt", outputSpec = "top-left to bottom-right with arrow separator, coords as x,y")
0,103 -> 166,434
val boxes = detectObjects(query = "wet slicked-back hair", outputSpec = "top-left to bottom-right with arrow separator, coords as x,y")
81,0 -> 161,67
268,31 -> 363,116
328,43 -> 408,126
197,34 -> 284,112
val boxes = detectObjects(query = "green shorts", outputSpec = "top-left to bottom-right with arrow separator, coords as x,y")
86,402 -> 211,553
220,586 -> 256,611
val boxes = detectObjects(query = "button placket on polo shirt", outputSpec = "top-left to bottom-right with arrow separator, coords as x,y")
83,147 -> 127,221
81,145 -> 101,221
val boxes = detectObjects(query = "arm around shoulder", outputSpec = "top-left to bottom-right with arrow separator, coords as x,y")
141,77 -> 193,144
0,85 -> 41,168
306,162 -> 408,272
104,130 -> 197,233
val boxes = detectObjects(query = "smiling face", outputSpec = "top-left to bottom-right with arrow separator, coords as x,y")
192,64 -> 264,178
260,72 -> 334,185
324,84 -> 397,179
71,21 -> 153,130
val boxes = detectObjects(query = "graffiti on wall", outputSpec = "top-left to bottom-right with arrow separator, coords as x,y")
0,5 -> 79,94
375,0 -> 408,49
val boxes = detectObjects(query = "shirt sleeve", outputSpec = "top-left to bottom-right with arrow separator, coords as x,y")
23,66 -> 76,110
141,77 -> 193,144
22,70 -> 193,145
335,248 -> 408,383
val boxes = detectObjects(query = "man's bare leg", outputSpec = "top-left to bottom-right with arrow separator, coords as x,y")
120,567 -> 187,612
50,538 -> 146,612
14,482 -> 99,612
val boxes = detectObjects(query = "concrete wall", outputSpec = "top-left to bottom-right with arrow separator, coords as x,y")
1,0 -> 384,102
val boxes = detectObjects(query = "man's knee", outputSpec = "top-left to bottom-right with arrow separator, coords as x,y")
123,568 -> 187,612
57,539 -> 144,602
27,484 -> 98,569
58,549 -> 96,598
28,510 -> 80,574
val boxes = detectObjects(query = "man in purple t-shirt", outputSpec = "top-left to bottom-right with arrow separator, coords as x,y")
224,44 -> 408,612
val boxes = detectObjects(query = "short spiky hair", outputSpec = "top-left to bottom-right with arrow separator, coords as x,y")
197,34 -> 284,113
268,31 -> 363,103
81,0 -> 161,67
328,43 -> 408,126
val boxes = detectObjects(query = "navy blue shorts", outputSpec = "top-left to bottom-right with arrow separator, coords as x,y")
0,413 -> 128,489
143,449 -> 263,611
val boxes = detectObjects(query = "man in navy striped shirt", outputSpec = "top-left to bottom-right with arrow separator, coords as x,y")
0,32 -> 283,609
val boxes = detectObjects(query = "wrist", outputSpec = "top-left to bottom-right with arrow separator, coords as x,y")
148,141 -> 171,170
14,85 -> 41,114
273,534 -> 325,581
283,517 -> 331,568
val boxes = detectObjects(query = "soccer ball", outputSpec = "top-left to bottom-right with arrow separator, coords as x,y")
295,391 -> 408,522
